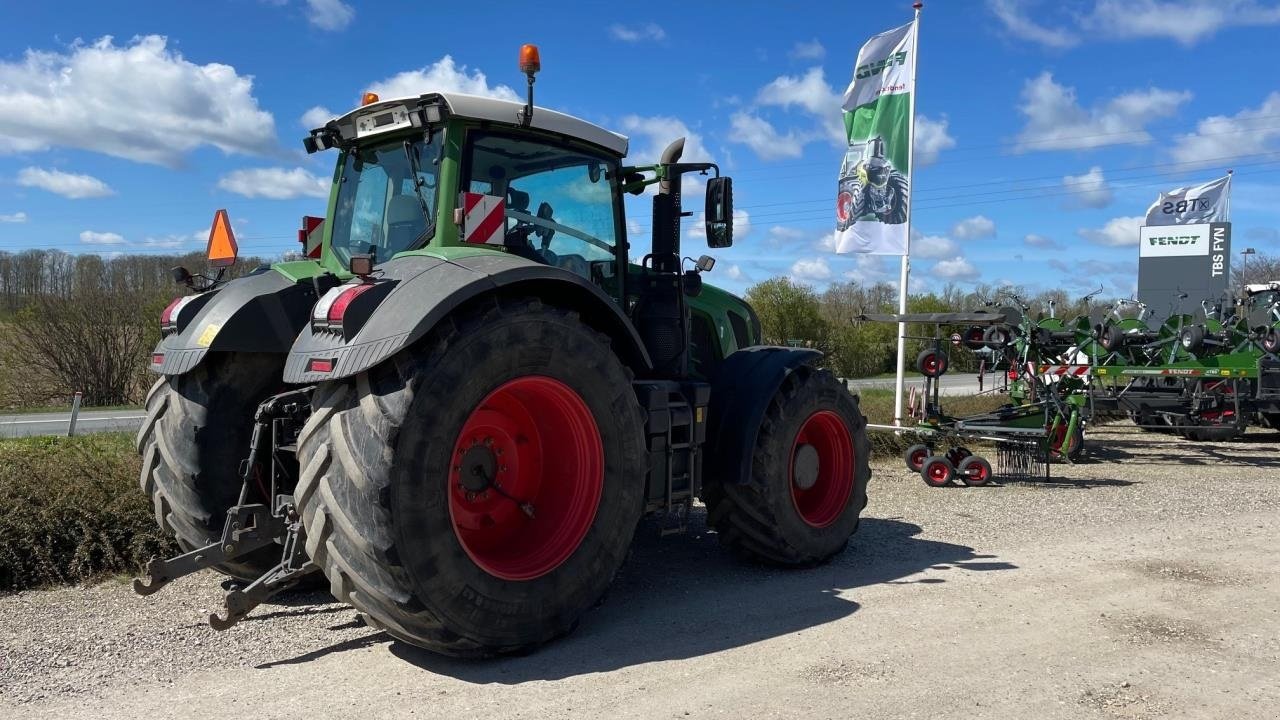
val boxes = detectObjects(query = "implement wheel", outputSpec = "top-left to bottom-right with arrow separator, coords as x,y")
705,366 -> 870,566
135,352 -> 284,581
904,443 -> 930,473
957,456 -> 992,487
915,349 -> 948,378
920,456 -> 953,487
294,298 -> 645,657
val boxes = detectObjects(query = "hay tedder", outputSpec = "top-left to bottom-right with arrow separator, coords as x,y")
132,46 -> 872,657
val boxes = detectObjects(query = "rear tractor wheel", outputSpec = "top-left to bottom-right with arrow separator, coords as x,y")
705,366 -> 870,566
294,298 -> 646,656
135,352 -> 285,581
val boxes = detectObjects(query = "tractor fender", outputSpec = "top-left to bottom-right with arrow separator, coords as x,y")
284,252 -> 652,384
705,346 -> 823,485
151,268 -> 329,376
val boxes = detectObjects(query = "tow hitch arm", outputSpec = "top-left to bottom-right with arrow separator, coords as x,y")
133,386 -> 319,630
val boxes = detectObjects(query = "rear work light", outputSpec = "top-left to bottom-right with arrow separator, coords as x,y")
160,295 -> 198,334
312,282 -> 376,332
307,358 -> 336,373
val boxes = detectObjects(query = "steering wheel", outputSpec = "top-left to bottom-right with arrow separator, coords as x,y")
535,202 -> 555,249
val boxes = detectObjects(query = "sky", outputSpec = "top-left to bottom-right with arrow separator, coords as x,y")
2,0 -> 1280,298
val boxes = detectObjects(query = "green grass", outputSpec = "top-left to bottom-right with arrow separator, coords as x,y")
0,433 -> 176,592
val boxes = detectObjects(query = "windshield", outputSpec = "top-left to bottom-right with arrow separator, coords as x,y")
330,135 -> 440,266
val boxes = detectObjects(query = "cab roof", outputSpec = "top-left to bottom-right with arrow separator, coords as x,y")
323,91 -> 630,157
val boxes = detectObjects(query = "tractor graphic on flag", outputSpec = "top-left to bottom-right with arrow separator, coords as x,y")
835,136 -> 909,231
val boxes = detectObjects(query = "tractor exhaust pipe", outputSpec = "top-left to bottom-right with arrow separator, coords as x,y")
658,137 -> 685,195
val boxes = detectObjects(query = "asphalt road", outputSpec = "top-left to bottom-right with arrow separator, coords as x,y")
0,409 -> 146,438
847,372 -> 988,396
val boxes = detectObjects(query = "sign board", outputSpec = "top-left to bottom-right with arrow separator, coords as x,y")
1137,222 -> 1230,322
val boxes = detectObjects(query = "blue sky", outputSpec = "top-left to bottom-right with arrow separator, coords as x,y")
2,0 -> 1279,297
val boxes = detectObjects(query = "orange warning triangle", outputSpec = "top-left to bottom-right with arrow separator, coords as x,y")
207,209 -> 239,267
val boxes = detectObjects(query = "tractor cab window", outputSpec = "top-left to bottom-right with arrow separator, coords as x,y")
464,133 -> 619,283
330,136 -> 440,267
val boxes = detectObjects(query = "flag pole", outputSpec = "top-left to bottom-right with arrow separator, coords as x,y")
893,1 -> 923,427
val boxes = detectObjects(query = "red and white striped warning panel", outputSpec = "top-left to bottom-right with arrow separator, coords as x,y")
460,192 -> 506,245
1037,364 -> 1091,376
299,215 -> 324,258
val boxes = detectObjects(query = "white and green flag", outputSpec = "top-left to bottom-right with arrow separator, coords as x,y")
834,20 -> 916,255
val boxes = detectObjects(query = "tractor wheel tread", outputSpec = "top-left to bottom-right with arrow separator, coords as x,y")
296,297 -> 645,657
705,367 -> 871,567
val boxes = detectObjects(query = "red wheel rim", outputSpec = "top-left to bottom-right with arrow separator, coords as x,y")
909,448 -> 927,470
923,355 -> 938,374
925,461 -> 950,485
447,376 -> 603,581
967,461 -> 989,483
836,191 -> 853,223
789,410 -> 855,528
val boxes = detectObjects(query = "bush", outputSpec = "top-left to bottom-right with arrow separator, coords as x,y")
0,433 -> 175,592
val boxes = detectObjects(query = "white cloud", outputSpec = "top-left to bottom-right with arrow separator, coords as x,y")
618,115 -> 710,163
723,264 -> 751,282
755,67 -> 844,145
728,112 -> 805,160
990,0 -> 1280,48
80,230 -> 125,245
305,0 -> 355,31
1082,0 -> 1280,45
768,225 -> 806,246
1024,233 -> 1060,248
218,167 -> 329,199
914,114 -> 956,166
17,167 -> 114,199
790,257 -> 832,282
1078,215 -> 1145,247
987,0 -> 1080,48
951,215 -> 997,240
0,211 -> 27,223
138,229 -> 205,249
1014,72 -> 1189,152
932,256 -> 981,281
300,105 -> 334,129
369,56 -> 519,103
846,253 -> 897,287
0,36 -> 277,166
789,39 -> 826,60
913,233 -> 959,259
816,231 -> 838,252
608,23 -> 666,42
1171,92 -> 1280,168
1063,165 -> 1114,208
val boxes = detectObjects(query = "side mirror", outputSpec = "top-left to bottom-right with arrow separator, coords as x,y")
704,176 -> 733,248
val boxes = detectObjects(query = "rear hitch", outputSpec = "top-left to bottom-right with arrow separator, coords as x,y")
132,503 -> 282,596
134,386 -> 318,627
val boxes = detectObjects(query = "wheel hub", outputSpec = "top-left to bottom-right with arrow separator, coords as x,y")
459,441 -> 497,493
792,444 -> 820,490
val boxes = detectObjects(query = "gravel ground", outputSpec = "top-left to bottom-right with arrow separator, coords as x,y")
2,423 -> 1279,719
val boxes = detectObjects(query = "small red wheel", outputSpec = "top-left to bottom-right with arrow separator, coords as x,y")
915,349 -> 949,378
920,456 -> 954,487
958,456 -> 993,486
904,443 -> 930,472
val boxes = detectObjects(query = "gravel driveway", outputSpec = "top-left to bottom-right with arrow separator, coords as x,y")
3,425 -> 1278,719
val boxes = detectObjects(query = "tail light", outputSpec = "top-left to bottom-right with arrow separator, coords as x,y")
160,295 -> 198,334
312,282 -> 375,333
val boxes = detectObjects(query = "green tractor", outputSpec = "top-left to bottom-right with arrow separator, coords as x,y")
135,46 -> 871,656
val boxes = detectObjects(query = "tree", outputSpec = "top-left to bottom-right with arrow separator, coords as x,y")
745,278 -> 829,349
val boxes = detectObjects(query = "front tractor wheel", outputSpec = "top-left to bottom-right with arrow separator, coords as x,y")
706,366 -> 870,565
294,298 -> 646,656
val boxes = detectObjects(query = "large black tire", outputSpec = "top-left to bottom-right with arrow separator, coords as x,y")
704,366 -> 871,565
294,298 -> 646,657
135,352 -> 285,580
873,172 -> 909,224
